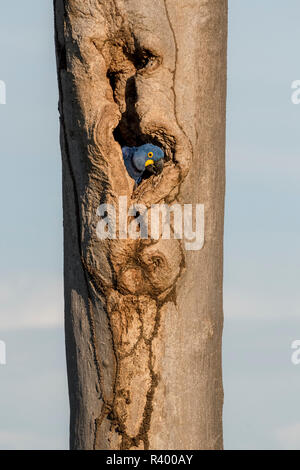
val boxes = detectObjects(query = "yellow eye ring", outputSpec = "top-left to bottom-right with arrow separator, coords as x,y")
147,151 -> 153,158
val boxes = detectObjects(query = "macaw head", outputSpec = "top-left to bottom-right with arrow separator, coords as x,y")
132,143 -> 165,176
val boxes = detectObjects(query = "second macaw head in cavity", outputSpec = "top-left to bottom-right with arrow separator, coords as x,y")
122,143 -> 165,184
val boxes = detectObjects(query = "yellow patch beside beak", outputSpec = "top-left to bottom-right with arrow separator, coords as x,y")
145,159 -> 154,167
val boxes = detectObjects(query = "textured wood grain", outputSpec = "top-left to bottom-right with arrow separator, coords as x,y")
54,0 -> 227,450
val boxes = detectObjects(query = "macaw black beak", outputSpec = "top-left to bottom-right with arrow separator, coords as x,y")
146,159 -> 164,176
153,159 -> 164,175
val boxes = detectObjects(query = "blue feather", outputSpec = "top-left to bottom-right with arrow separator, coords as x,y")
122,144 -> 164,183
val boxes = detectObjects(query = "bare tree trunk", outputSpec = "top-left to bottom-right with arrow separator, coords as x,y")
54,0 -> 227,450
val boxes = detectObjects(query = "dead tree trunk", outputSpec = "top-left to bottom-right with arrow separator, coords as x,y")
54,0 -> 227,450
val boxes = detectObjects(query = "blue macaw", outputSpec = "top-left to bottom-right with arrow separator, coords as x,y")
122,143 -> 164,184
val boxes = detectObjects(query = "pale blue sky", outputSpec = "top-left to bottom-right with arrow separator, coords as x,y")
0,0 -> 299,449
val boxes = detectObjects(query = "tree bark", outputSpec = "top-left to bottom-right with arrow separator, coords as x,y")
54,0 -> 227,450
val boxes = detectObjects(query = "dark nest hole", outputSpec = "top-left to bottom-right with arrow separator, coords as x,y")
109,74 -> 163,153
106,43 -> 173,161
